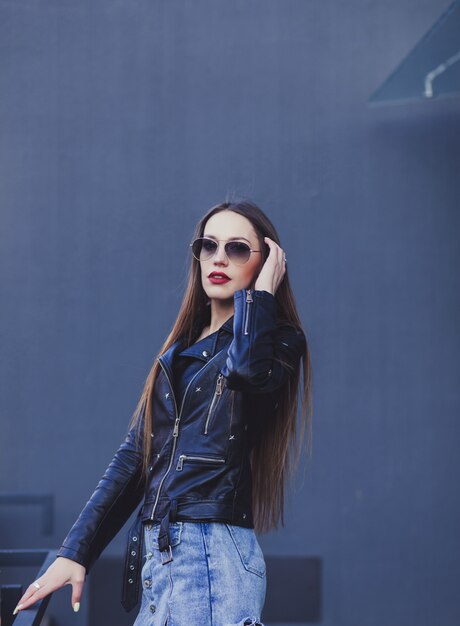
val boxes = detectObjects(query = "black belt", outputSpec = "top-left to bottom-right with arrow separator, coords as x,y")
121,498 -> 178,612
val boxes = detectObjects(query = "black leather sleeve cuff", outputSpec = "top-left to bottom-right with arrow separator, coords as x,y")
221,288 -> 306,394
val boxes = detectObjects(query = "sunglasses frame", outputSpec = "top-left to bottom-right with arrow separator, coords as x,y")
190,237 -> 263,266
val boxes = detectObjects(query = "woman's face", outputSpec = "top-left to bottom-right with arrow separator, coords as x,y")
198,210 -> 264,302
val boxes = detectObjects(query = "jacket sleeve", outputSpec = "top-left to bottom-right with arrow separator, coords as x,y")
221,288 -> 306,394
56,417 -> 146,574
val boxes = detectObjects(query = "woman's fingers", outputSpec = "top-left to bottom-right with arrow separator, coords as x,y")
264,237 -> 286,285
18,579 -> 46,608
264,237 -> 286,268
71,577 -> 85,612
255,237 -> 287,294
13,579 -> 56,614
13,557 -> 86,615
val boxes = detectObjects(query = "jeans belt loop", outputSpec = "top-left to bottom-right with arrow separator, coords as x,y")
158,499 -> 177,564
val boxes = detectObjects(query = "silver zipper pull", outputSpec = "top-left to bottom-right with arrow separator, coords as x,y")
176,454 -> 185,471
244,290 -> 253,335
204,374 -> 225,435
173,417 -> 180,437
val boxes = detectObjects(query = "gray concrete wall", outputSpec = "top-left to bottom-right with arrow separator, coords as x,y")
1,1 -> 459,624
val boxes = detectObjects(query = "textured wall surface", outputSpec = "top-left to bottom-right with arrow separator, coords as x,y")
1,1 -> 459,625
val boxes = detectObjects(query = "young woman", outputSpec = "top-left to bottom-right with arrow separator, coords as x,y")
13,199 -> 312,626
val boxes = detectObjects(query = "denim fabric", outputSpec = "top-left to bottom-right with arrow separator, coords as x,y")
132,521 -> 267,626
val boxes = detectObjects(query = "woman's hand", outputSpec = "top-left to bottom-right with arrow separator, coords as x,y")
13,556 -> 86,615
253,236 -> 287,295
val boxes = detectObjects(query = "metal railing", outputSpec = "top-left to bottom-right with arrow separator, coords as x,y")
0,549 -> 57,626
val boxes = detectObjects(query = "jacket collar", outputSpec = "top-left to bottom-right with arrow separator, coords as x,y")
158,314 -> 234,380
220,314 -> 234,334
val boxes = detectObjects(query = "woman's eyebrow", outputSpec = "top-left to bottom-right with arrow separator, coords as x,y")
203,234 -> 251,244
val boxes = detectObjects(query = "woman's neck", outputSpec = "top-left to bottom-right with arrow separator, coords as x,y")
207,298 -> 234,335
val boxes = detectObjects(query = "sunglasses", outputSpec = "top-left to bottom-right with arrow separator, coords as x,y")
190,237 -> 263,266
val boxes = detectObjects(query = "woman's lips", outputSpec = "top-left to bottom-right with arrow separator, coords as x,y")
208,275 -> 231,284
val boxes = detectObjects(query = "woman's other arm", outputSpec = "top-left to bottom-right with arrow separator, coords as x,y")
13,418 -> 146,615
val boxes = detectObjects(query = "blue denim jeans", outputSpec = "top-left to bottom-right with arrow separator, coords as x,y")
132,520 -> 267,626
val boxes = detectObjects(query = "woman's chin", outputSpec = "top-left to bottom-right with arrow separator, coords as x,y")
206,290 -> 235,303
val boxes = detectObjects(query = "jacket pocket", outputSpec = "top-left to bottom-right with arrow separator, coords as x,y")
203,373 -> 225,434
176,453 -> 226,471
225,523 -> 266,578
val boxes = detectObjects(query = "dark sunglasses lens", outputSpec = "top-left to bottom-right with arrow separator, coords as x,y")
226,241 -> 251,264
192,238 -> 217,260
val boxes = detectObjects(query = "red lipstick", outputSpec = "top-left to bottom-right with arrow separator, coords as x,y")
208,271 -> 231,284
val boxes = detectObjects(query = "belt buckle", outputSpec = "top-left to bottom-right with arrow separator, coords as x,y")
160,545 -> 173,565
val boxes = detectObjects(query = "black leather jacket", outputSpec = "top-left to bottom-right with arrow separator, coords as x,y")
56,288 -> 306,610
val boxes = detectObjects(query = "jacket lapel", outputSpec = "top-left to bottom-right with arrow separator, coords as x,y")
158,338 -> 184,387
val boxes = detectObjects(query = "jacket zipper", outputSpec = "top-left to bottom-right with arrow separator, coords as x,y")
228,389 -> 235,437
243,289 -> 253,335
176,454 -> 225,471
149,351 -> 224,521
204,373 -> 224,434
149,358 -> 179,521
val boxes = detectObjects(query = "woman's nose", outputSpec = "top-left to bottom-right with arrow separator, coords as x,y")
213,242 -> 229,263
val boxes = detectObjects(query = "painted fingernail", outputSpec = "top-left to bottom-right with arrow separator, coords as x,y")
73,602 -> 80,612
13,604 -> 23,615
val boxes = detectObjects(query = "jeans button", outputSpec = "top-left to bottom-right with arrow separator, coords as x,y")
150,603 -> 156,613
144,579 -> 152,588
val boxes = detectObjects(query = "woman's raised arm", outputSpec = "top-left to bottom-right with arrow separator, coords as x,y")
221,288 -> 306,394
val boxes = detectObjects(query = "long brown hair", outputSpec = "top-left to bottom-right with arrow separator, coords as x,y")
128,199 -> 313,534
